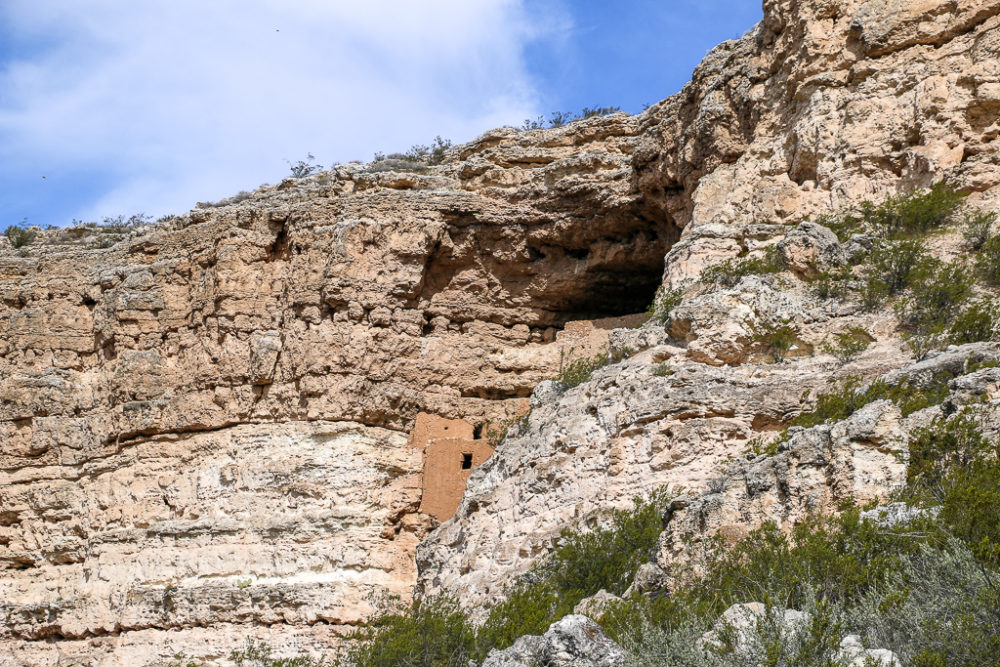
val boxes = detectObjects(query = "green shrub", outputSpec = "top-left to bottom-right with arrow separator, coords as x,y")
4,224 -> 35,248
962,210 -> 997,251
652,363 -> 673,377
557,353 -> 609,388
948,301 -> 999,345
860,240 -> 932,309
821,327 -> 873,364
792,372 -> 954,429
556,345 -> 631,388
847,542 -> 1000,667
810,266 -> 854,300
229,639 -> 326,666
819,185 -> 963,242
428,136 -> 452,165
287,153 -> 322,178
896,262 -> 974,336
751,320 -> 800,363
977,235 -> 1000,286
745,435 -> 781,458
646,286 -> 683,324
341,596 -> 477,667
860,183 -> 964,239
701,247 -> 785,288
580,106 -> 622,118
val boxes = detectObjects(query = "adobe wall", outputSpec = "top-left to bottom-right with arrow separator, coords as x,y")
409,413 -> 494,522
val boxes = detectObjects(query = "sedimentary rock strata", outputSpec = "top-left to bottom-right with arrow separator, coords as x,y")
1,0 -> 999,664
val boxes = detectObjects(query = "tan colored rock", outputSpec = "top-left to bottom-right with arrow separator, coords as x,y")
2,0 -> 1000,662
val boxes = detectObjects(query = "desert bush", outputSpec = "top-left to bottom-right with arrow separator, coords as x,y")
810,266 -> 854,300
287,153 -> 322,178
701,247 -> 785,287
948,300 -> 999,345
341,596 -> 477,667
792,372 -> 953,429
963,210 -> 997,251
907,412 -> 1000,567
521,115 -> 547,130
523,107 -> 623,131
428,136 -> 452,164
652,363 -> 673,377
822,185 -> 963,242
896,262 -> 973,331
4,224 -> 35,248
556,352 -> 609,388
745,436 -> 781,458
861,183 -> 963,239
860,239 -> 932,309
556,345 -> 632,388
977,235 -> 1000,286
647,286 -> 683,324
845,541 -> 1000,667
751,320 -> 799,363
821,328 -> 873,364
580,106 -> 622,118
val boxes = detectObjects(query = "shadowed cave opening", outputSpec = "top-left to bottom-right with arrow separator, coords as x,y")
421,208 -> 679,329
519,216 -> 676,325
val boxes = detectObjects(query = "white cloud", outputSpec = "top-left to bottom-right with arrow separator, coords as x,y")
0,0 -> 550,221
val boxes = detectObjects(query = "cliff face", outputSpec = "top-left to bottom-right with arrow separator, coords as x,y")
2,0 -> 999,664
417,0 -> 1000,609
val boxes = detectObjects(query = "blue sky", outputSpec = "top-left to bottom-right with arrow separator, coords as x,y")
0,1 -> 762,228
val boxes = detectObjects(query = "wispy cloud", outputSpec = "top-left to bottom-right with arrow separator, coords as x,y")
0,0 -> 549,223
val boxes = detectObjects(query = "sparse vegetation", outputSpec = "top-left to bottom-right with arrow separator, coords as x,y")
287,153 -> 323,178
821,327 -> 873,364
519,107 -> 623,131
752,320 -> 800,363
652,363 -> 673,377
646,285 -> 683,324
811,266 -> 855,300
4,223 -> 35,248
962,210 -> 997,251
790,371 -> 956,430
745,435 -> 781,458
824,184 -> 964,242
701,246 -> 786,288
860,239 -> 932,309
371,136 -> 453,170
977,235 -> 1000,286
555,345 -> 633,388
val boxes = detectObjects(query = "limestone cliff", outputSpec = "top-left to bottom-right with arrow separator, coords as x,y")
1,0 -> 999,664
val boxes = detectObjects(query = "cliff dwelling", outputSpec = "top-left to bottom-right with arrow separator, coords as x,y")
408,311 -> 648,522
408,413 -> 494,522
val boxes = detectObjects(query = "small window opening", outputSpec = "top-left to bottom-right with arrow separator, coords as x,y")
473,423 -> 484,439
461,453 -> 473,470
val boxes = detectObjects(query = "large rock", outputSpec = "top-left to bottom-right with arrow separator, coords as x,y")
480,615 -> 625,667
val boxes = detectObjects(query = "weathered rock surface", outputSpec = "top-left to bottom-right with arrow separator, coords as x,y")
656,398 -> 909,573
479,614 -> 625,667
2,0 -> 999,664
